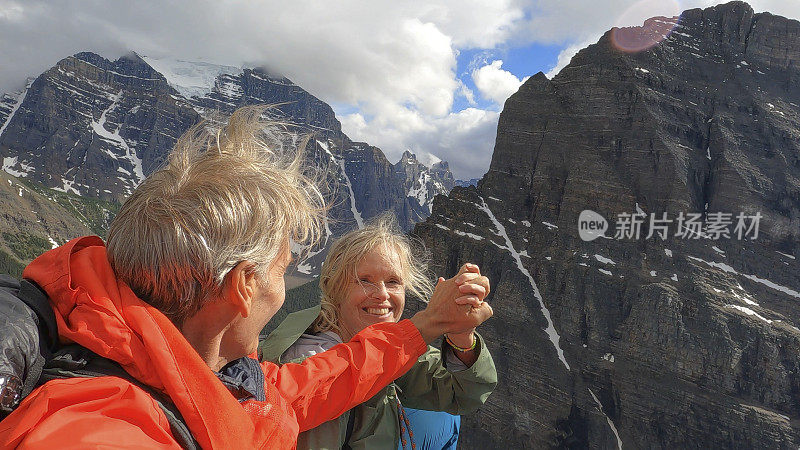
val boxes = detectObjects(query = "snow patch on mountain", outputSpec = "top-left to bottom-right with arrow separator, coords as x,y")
2,156 -> 33,178
408,171 -> 435,213
394,151 -> 454,215
339,157 -> 364,229
588,388 -> 623,450
0,79 -> 31,139
478,196 -> 570,371
319,140 -> 363,230
91,91 -> 144,184
53,177 -> 81,196
142,56 -> 242,99
688,255 -> 800,299
594,254 -> 616,265
725,304 -> 773,324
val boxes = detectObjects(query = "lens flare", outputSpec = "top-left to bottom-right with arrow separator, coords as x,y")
610,0 -> 682,53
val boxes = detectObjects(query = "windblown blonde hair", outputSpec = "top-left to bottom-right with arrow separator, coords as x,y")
107,105 -> 326,326
311,214 -> 434,335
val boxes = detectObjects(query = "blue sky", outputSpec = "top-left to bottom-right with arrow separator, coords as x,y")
453,43 -> 563,112
1,1 -> 799,179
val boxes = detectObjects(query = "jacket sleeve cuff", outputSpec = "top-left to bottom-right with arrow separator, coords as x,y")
396,318 -> 428,357
447,333 -> 493,378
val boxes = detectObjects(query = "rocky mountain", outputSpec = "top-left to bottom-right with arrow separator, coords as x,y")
0,52 -> 454,278
412,2 -> 800,448
0,170 -> 104,276
393,150 -> 456,220
455,178 -> 480,188
0,52 -> 199,201
0,79 -> 33,139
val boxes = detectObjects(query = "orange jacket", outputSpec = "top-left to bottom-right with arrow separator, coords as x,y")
0,237 -> 427,449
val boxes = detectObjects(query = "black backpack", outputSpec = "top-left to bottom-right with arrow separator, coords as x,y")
0,275 -> 198,449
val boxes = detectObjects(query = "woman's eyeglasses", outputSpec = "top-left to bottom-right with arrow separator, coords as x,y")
355,278 -> 405,295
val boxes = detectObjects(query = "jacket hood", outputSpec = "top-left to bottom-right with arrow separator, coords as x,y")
258,305 -> 321,363
23,236 -> 269,448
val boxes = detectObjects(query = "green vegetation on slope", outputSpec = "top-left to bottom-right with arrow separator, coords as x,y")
0,247 -> 25,278
20,180 -> 120,238
2,232 -> 51,262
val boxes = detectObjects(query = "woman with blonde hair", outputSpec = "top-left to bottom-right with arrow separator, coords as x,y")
0,107 -> 494,449
260,214 -> 497,449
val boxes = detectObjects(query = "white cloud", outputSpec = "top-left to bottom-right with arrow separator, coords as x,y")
0,2 -> 25,22
416,151 -> 442,168
340,107 -> 499,180
457,79 -> 477,106
0,1 -> 527,110
0,0 -> 527,179
2,0 -> 799,181
339,113 -> 369,137
747,0 -> 800,20
418,0 -> 525,48
472,60 -> 529,106
545,38 -> 597,78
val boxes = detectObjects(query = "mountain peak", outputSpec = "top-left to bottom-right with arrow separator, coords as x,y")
69,51 -> 165,81
72,52 -> 113,70
249,67 -> 292,84
431,160 -> 449,171
705,0 -> 754,17
415,2 -> 800,448
114,52 -> 164,80
400,150 -> 418,162
118,51 -> 145,64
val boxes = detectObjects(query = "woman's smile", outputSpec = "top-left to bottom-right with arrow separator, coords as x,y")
338,243 -> 406,340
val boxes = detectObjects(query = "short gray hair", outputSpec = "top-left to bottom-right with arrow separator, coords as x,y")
107,105 -> 326,325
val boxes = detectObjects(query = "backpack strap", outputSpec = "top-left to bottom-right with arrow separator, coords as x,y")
16,280 -> 58,351
342,408 -> 356,450
0,278 -> 197,449
0,275 -> 55,415
41,345 -> 200,450
15,279 -> 58,400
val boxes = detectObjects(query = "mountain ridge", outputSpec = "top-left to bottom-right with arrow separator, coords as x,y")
0,52 -> 455,277
413,1 -> 800,447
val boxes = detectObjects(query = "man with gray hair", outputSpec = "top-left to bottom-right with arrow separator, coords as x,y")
0,106 -> 493,448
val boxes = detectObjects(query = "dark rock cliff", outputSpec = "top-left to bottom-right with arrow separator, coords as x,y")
0,52 -> 455,278
413,2 -> 800,448
393,150 -> 456,221
0,52 -> 200,202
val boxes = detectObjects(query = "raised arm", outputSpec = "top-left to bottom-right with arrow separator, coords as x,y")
261,270 -> 494,431
262,319 -> 425,431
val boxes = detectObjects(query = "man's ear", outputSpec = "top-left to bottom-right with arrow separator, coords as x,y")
223,261 -> 257,318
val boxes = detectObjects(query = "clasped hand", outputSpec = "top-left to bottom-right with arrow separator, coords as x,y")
410,263 -> 492,344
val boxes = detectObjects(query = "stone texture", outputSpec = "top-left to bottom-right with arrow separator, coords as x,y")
0,52 -> 455,277
393,150 -> 456,221
0,52 -> 200,201
412,2 -> 800,448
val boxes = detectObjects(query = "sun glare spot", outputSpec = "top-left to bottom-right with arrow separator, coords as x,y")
610,0 -> 682,53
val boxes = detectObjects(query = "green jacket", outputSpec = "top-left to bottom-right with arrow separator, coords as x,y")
258,305 -> 497,449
